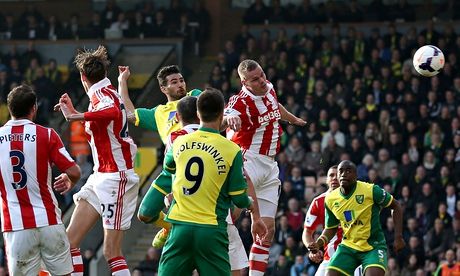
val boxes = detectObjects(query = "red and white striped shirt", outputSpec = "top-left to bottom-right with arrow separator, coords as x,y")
304,192 -> 343,261
84,78 -> 137,173
225,82 -> 283,157
165,124 -> 200,153
0,119 -> 76,232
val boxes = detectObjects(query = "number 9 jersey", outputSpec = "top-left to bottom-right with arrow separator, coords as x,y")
163,127 -> 250,228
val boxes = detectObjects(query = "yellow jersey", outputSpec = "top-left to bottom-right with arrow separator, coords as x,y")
164,128 -> 249,228
134,89 -> 201,144
325,181 -> 393,252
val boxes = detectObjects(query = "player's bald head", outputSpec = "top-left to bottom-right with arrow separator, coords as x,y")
177,96 -> 198,125
338,160 -> 356,172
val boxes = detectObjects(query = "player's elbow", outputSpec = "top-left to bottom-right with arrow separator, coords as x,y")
66,165 -> 81,185
231,193 -> 250,209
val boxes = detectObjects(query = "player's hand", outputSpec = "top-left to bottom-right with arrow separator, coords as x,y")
393,236 -> 405,253
53,173 -> 73,194
251,218 -> 268,243
118,66 -> 130,82
226,116 -> 241,131
307,242 -> 320,254
308,250 -> 323,263
290,117 -> 307,126
164,193 -> 174,209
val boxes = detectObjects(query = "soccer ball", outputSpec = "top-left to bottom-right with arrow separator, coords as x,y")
413,45 -> 445,77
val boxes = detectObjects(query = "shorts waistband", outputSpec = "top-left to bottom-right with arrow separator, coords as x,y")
242,149 -> 275,161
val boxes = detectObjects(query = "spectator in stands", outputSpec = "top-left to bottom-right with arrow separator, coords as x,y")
271,254 -> 291,276
45,58 -> 62,87
110,12 -> 129,32
135,247 -> 160,276
87,12 -> 104,39
425,218 -> 453,259
374,148 -> 397,179
101,0 -> 121,28
147,10 -> 168,37
243,0 -> 269,24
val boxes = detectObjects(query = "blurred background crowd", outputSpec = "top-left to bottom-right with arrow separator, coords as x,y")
1,0 -> 460,275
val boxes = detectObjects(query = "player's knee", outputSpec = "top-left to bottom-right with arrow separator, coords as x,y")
137,209 -> 156,224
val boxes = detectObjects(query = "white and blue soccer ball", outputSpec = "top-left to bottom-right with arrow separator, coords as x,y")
413,45 -> 445,77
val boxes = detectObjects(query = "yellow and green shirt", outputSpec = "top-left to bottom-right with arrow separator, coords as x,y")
134,89 -> 201,144
325,181 -> 393,252
164,128 -> 250,228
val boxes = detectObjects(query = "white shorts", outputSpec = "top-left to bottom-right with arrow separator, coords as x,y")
316,260 -> 363,276
4,224 -> 72,276
243,150 -> 281,218
73,169 -> 139,230
228,223 -> 248,271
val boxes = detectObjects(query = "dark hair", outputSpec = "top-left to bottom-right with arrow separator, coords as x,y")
157,65 -> 181,86
329,165 -> 338,170
7,85 -> 36,118
74,45 -> 110,84
197,88 -> 224,123
177,96 -> 198,125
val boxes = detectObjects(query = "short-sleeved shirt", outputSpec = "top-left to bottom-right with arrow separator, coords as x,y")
304,192 -> 343,260
324,181 -> 393,252
134,89 -> 201,144
224,82 -> 283,157
0,119 -> 76,232
164,128 -> 248,228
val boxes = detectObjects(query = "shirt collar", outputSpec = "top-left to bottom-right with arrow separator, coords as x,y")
199,127 -> 219,134
183,124 -> 200,132
88,77 -> 111,98
4,119 -> 34,126
242,81 -> 273,98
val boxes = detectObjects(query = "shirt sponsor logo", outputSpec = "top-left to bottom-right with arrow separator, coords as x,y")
344,210 -> 354,222
258,109 -> 280,124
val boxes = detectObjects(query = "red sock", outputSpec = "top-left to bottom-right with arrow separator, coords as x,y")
70,248 -> 84,276
249,241 -> 270,276
108,256 -> 130,276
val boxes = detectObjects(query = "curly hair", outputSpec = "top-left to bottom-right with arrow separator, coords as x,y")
74,45 -> 110,84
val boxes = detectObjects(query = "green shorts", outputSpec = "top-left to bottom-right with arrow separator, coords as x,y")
137,171 -> 172,221
328,244 -> 387,276
159,224 -> 230,275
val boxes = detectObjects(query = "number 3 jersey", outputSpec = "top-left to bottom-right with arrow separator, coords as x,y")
84,78 -> 137,173
163,128 -> 249,228
324,181 -> 393,252
0,119 -> 76,232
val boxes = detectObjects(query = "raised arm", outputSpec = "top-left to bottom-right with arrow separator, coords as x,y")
118,66 -> 136,124
278,103 -> 307,126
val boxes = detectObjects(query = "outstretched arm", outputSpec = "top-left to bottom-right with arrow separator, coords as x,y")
389,199 -> 405,253
279,103 -> 306,126
118,66 -> 136,124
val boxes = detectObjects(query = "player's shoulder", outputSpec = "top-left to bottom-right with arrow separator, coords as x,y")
227,90 -> 248,105
356,180 -> 376,192
312,192 -> 327,204
325,189 -> 340,205
187,89 -> 202,96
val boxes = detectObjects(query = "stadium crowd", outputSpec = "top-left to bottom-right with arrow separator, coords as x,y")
209,18 -> 460,276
